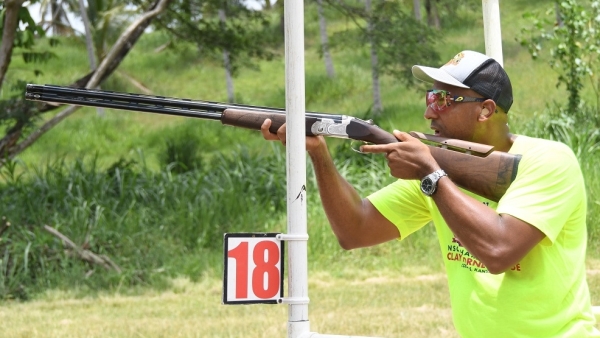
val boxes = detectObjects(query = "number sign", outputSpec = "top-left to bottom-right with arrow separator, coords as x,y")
223,233 -> 284,304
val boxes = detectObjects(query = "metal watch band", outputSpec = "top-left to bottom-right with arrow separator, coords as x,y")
420,169 -> 447,196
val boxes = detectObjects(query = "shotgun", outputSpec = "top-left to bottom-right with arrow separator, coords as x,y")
25,84 -> 520,202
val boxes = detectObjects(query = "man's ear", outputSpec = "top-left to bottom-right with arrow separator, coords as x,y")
478,100 -> 496,121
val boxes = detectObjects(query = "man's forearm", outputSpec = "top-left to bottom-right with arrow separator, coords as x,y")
308,144 -> 367,249
433,177 -> 545,274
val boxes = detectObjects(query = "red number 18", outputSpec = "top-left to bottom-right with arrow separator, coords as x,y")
228,240 -> 280,299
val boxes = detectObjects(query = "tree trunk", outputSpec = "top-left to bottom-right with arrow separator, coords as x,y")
413,0 -> 422,22
219,9 -> 235,103
317,0 -> 335,78
555,1 -> 564,27
78,0 -> 97,70
0,0 -> 27,93
49,0 -> 74,36
0,0 -> 172,166
276,0 -> 284,37
78,0 -> 105,116
425,0 -> 441,30
365,0 -> 382,115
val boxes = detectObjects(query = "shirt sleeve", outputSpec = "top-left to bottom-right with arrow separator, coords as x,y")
367,179 -> 432,240
496,139 -> 586,244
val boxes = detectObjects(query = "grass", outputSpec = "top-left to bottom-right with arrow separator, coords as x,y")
1,260 -> 598,338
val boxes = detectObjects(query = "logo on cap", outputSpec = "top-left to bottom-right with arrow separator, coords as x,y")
445,52 -> 464,66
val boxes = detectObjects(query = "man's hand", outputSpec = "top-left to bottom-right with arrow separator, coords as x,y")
260,119 -> 326,153
359,130 -> 440,180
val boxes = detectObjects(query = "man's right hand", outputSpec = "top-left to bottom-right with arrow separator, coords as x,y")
260,119 -> 326,154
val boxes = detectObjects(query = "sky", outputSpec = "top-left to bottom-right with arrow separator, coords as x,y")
25,0 -> 266,36
26,1 -> 85,35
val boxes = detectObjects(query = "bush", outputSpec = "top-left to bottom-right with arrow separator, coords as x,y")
0,145 -> 288,299
517,102 -> 600,252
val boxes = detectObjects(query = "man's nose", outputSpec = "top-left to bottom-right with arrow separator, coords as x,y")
424,105 -> 439,120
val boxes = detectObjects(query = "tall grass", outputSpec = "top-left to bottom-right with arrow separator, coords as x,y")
514,102 -> 600,253
0,143 -> 290,299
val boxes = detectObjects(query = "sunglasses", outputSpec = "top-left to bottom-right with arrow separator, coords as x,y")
426,89 -> 486,112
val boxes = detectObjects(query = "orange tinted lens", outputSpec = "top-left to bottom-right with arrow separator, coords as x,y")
426,90 -> 448,111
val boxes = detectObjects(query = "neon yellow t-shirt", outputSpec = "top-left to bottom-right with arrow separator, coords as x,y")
367,135 -> 599,337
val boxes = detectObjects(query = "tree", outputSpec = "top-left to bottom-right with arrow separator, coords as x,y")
77,0 -> 106,116
325,0 -> 440,113
518,0 -> 600,159
413,0 -> 421,22
316,0 -> 335,78
0,0 -> 57,156
218,8 -> 235,102
155,0 -> 276,102
38,0 -> 76,35
0,0 -> 41,89
78,0 -> 98,71
365,0 -> 382,114
520,0 -> 600,113
424,0 -> 440,29
0,0 -> 172,166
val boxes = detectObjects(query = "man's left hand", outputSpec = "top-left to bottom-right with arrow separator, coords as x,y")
360,130 -> 440,180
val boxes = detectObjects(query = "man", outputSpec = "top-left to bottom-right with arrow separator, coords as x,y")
261,50 -> 599,337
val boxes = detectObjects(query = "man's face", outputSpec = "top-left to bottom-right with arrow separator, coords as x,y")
424,82 -> 485,141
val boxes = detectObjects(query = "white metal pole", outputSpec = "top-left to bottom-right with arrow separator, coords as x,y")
284,0 -> 310,336
482,0 -> 504,66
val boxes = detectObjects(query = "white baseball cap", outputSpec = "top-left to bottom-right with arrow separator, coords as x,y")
412,50 -> 513,112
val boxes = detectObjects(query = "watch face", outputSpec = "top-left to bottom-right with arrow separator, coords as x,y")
421,178 -> 434,195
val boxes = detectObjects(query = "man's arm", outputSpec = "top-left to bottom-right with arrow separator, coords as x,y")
361,131 -> 545,274
433,177 -> 545,274
261,119 -> 400,249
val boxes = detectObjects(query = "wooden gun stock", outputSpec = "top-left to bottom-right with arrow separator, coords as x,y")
426,146 -> 519,202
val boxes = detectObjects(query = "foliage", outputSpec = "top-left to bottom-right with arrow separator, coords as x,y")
520,103 -> 600,159
0,81 -> 40,135
0,2 -> 57,148
327,0 -> 441,87
155,0 -> 276,76
0,129 -> 406,300
160,131 -> 204,173
431,0 -> 481,31
517,2 -> 600,248
517,102 -> 600,253
0,144 -> 289,299
369,0 -> 440,85
519,0 -> 600,113
2,4 -> 43,50
85,0 -> 140,60
1,3 -> 59,76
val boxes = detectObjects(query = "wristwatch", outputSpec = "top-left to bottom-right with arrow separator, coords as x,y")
420,169 -> 447,196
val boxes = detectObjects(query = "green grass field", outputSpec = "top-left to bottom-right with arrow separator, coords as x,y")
1,259 -> 599,337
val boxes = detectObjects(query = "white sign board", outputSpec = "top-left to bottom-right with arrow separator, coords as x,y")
223,233 -> 284,304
